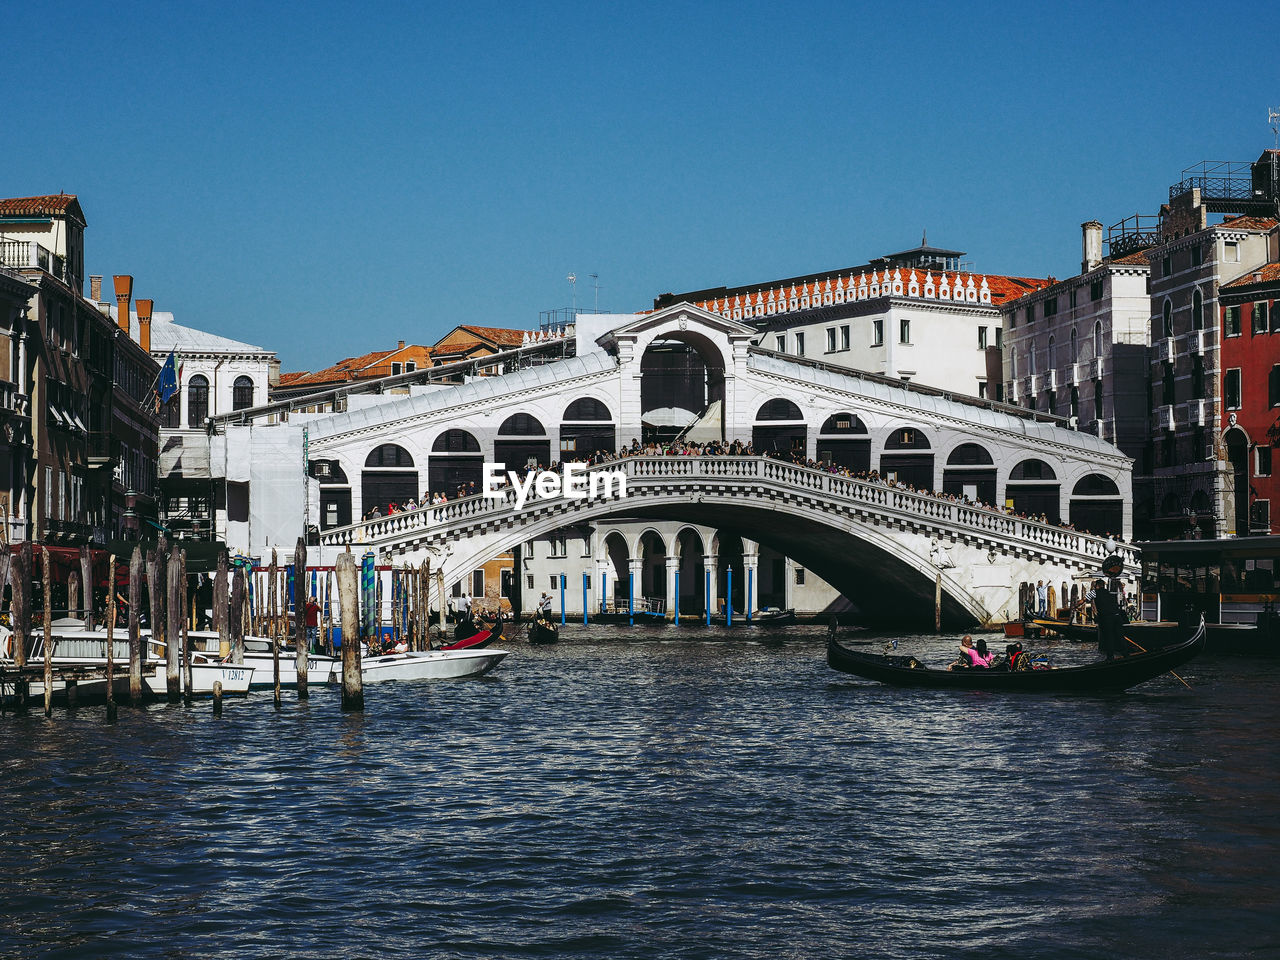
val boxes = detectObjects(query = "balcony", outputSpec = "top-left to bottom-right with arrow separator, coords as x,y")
1157,337 -> 1176,364
1045,369 -> 1058,391
0,379 -> 30,419
1026,374 -> 1040,395
1191,397 -> 1211,427
1154,404 -> 1175,432
0,239 -> 68,283
1190,328 -> 1209,355
1091,357 -> 1105,380
87,431 -> 115,468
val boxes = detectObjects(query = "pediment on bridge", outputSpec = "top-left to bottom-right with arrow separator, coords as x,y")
596,302 -> 757,351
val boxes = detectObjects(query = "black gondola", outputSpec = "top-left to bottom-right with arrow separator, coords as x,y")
528,618 -> 559,645
827,618 -> 1205,692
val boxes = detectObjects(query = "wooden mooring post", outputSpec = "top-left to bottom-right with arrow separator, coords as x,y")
270,548 -> 281,711
215,550 -> 229,659
80,544 -> 94,630
128,546 -> 144,707
166,549 -> 182,703
212,680 -> 223,716
105,555 -> 117,724
11,542 -> 30,711
42,546 -> 53,717
294,537 -> 308,700
336,551 -> 363,711
230,566 -> 245,665
181,552 -> 193,703
67,568 -> 80,623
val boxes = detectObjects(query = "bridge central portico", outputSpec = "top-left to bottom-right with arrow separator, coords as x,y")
290,302 -> 1135,625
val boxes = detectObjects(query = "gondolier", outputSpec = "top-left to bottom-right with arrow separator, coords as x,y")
1086,578 -> 1125,660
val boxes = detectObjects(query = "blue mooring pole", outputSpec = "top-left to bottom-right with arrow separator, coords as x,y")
628,572 -> 634,626
705,568 -> 711,626
727,567 -> 733,627
582,572 -> 588,626
601,572 -> 607,616
674,569 -> 680,625
560,573 -> 566,626
747,568 -> 753,623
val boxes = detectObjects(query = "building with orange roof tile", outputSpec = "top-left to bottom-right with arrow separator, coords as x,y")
654,236 -> 1050,400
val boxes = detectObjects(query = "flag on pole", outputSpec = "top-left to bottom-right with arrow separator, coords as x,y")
157,350 -> 179,404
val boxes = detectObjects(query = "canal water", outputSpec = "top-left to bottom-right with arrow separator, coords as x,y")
1,625 -> 1277,959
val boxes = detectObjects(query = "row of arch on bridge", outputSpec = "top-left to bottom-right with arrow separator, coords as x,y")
313,397 -> 1124,535
591,525 -> 781,616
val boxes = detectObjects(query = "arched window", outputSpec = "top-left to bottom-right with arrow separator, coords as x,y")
756,398 -> 803,421
187,374 -> 209,427
1162,299 -> 1173,339
432,429 -> 481,453
1010,459 -> 1056,481
498,413 -> 546,436
563,398 -> 612,421
1070,327 -> 1078,363
885,427 -> 930,449
232,375 -> 254,411
1047,335 -> 1056,371
946,443 -> 994,465
819,413 -> 867,434
1072,474 -> 1120,496
1010,346 -> 1018,379
1028,340 -> 1037,376
365,444 -> 414,468
1192,288 -> 1204,330
1094,320 -> 1104,359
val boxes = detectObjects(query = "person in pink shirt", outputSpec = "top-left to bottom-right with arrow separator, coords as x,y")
952,635 -> 994,669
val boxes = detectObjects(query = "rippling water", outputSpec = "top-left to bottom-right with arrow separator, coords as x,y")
2,626 -> 1277,959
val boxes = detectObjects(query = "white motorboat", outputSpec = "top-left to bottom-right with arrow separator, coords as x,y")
358,647 -> 509,683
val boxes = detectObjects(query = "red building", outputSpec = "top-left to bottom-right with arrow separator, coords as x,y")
1220,250 -> 1280,535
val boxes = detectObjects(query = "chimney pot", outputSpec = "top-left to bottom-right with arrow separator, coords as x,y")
398,340 -> 405,349
1081,221 -> 1104,273
112,275 -> 133,335
90,275 -> 103,301
136,299 -> 153,353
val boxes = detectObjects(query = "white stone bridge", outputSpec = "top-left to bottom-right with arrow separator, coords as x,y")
317,455 -> 1135,626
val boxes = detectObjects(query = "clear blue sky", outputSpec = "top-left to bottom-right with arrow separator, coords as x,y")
6,0 -> 1278,371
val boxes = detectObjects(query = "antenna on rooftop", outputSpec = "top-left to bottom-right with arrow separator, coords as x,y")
589,273 -> 600,313
1270,108 -> 1280,213
566,273 -> 577,313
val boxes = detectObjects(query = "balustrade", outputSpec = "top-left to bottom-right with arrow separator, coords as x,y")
317,455 -> 1135,568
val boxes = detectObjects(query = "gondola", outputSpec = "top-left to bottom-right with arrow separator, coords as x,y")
441,629 -> 493,651
827,618 -> 1205,692
528,618 -> 559,645
1032,616 -> 1260,653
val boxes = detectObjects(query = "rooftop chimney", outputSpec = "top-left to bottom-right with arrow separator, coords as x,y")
90,275 -> 103,302
398,340 -> 405,349
1081,221 -> 1103,273
112,275 -> 133,335
136,299 -> 153,353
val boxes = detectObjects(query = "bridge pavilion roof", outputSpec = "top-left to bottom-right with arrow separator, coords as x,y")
304,349 -> 619,442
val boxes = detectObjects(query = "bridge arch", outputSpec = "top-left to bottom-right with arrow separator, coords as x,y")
1069,473 -> 1123,536
428,428 -> 483,498
640,327 -> 730,443
496,413 -> 551,470
361,443 -> 419,516
880,426 -> 933,490
942,442 -> 996,504
817,411 -> 870,470
1006,458 -> 1059,522
560,395 -> 616,457
753,398 -> 807,457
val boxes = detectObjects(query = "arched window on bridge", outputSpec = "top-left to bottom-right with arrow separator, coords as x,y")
880,427 -> 933,490
429,429 -> 483,498
560,397 -> 616,457
1006,458 -> 1060,524
1069,473 -> 1122,537
752,398 -> 806,457
817,412 -> 870,471
187,374 -> 209,427
362,444 -> 418,517
942,443 -> 996,505
496,413 -> 551,471
310,459 -> 351,530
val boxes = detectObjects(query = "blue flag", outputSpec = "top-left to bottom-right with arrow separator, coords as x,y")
157,350 -> 179,404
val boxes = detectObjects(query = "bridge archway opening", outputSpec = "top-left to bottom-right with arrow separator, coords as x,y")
362,444 -> 417,516
817,412 -> 870,471
640,333 -> 725,444
1225,427 -> 1249,534
638,529 -> 667,605
1069,474 -> 1122,536
753,398 -> 807,457
560,397 -> 616,457
714,533 -> 746,614
604,532 -> 630,608
311,459 -> 351,530
495,413 -> 551,471
1007,459 -> 1060,523
429,429 -> 482,498
675,527 -> 706,615
881,427 -> 933,490
943,443 -> 996,504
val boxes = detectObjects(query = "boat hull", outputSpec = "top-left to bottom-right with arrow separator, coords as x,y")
359,648 -> 509,683
827,620 -> 1206,692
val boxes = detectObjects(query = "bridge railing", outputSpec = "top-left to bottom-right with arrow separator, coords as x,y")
319,456 -> 1134,567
